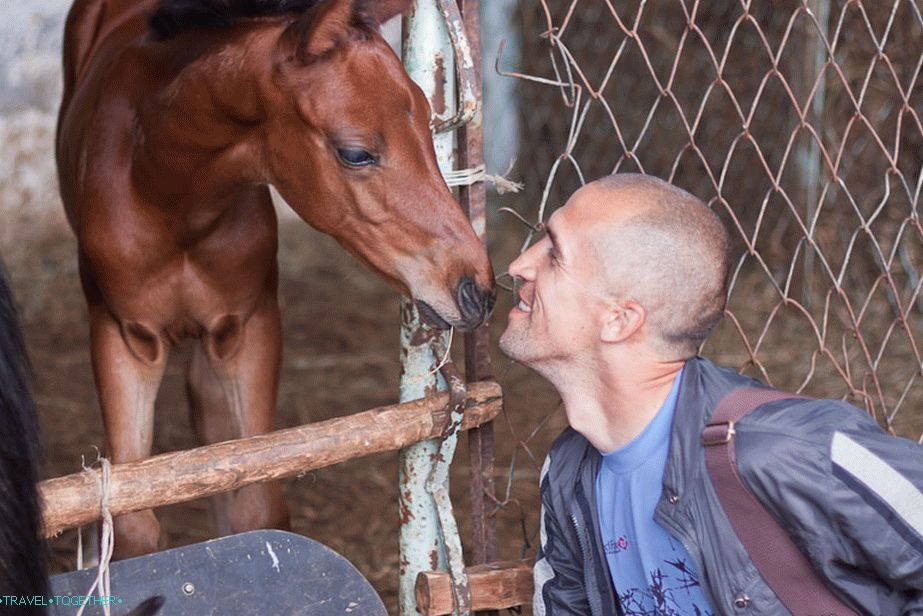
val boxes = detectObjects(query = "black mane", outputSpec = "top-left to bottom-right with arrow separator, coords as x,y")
149,0 -> 323,40
0,263 -> 47,605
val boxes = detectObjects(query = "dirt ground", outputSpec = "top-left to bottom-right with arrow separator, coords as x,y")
11,215 -> 564,615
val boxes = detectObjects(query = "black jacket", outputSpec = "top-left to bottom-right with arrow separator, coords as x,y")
533,357 -> 923,615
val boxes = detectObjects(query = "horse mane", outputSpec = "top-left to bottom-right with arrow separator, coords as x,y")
149,0 -> 324,40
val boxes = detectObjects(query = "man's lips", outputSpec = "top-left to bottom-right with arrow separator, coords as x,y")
508,278 -> 535,317
511,282 -> 535,315
509,296 -> 533,317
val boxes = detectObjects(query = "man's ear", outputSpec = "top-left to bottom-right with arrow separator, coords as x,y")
600,299 -> 646,344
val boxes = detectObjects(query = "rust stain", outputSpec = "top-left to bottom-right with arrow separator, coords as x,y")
432,54 -> 447,116
410,321 -> 442,347
429,548 -> 440,571
399,500 -> 414,525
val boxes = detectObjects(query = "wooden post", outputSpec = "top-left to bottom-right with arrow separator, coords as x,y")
39,382 -> 502,538
415,560 -> 533,616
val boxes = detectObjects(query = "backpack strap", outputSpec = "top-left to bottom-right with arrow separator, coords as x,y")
702,387 -> 857,616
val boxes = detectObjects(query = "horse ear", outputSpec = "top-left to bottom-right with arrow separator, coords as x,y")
356,0 -> 412,25
284,0 -> 356,62
280,0 -> 412,63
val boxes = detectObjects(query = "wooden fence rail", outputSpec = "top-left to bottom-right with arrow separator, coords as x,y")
415,560 -> 533,615
40,381 -> 502,538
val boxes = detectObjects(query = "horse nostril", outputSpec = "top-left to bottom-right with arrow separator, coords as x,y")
456,277 -> 478,316
455,277 -> 494,325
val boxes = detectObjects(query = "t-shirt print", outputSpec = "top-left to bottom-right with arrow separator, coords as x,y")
607,534 -> 713,616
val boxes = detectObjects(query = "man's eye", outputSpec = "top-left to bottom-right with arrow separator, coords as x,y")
336,148 -> 378,167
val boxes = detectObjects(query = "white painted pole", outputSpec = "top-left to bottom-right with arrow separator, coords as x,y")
398,1 -> 457,613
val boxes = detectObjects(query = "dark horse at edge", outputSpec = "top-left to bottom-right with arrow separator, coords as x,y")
0,268 -> 47,612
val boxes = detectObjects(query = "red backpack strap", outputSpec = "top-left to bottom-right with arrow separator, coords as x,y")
702,387 -> 857,616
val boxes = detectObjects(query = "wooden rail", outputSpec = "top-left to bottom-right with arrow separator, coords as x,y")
39,382 -> 502,537
415,560 -> 533,615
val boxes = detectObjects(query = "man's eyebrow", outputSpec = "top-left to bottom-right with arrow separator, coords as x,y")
545,225 -> 560,253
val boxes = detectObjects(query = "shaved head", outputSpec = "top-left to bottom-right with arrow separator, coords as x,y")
582,173 -> 730,357
499,173 -> 729,450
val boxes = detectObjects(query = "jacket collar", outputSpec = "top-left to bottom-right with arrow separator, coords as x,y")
661,356 -> 759,498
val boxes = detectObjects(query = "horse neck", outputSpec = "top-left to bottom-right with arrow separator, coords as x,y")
132,26 -> 279,206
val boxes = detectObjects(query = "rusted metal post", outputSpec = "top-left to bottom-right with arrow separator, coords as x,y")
397,313 -> 451,615
399,1 -> 458,613
456,0 -> 498,583
426,351 -> 473,615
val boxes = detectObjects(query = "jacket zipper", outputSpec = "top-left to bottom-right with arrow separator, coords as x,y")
570,513 -> 589,559
570,512 -> 606,616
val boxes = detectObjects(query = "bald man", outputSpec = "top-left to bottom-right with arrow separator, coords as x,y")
501,174 -> 923,615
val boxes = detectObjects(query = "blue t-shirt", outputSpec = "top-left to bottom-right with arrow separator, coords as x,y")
595,370 -> 714,615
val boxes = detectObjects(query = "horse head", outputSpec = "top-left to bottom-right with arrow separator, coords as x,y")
261,0 -> 494,331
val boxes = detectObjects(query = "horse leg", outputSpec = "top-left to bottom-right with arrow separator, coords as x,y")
198,292 -> 289,534
89,304 -> 167,559
186,342 -> 236,536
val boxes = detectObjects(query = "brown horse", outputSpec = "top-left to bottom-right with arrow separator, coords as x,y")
56,0 -> 495,559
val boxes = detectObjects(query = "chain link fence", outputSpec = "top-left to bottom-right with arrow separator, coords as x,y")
485,0 -> 923,588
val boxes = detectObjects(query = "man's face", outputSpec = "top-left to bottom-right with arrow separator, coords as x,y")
499,187 -> 610,368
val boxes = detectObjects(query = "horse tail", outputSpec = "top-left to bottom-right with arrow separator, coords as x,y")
0,263 -> 48,612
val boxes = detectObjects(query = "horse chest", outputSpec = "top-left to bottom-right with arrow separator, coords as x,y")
82,217 -> 275,330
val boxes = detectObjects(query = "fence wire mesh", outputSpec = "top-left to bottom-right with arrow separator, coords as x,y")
487,0 -> 923,582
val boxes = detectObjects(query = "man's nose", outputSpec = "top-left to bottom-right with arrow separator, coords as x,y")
507,247 -> 536,281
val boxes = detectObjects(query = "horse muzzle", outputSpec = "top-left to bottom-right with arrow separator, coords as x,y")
415,277 -> 495,332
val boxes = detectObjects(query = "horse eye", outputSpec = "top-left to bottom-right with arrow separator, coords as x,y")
336,148 -> 377,167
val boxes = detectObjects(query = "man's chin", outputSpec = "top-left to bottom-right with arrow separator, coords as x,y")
499,329 -> 532,364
